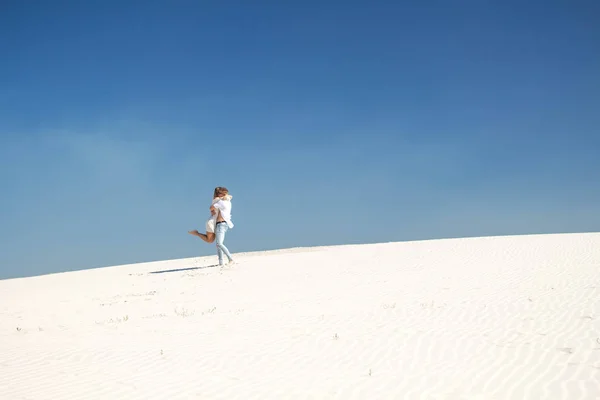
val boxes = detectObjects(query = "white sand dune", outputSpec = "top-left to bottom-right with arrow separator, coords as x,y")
1,232 -> 599,399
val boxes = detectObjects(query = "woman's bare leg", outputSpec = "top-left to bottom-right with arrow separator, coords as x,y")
188,230 -> 215,243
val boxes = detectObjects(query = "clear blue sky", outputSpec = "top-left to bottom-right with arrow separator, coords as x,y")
1,1 -> 599,279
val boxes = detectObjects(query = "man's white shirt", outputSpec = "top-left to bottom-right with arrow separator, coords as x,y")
213,198 -> 234,229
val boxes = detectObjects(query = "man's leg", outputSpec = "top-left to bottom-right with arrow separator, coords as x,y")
215,224 -> 234,265
215,225 -> 224,265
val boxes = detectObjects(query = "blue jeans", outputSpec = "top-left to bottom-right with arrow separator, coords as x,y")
215,222 -> 233,265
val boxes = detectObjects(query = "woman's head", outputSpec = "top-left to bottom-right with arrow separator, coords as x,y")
213,186 -> 230,198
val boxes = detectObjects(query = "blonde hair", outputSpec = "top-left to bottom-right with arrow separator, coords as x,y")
214,186 -> 232,200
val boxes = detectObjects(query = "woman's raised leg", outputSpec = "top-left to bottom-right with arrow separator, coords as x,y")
188,230 -> 215,243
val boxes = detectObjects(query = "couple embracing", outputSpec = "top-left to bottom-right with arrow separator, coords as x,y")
188,186 -> 235,266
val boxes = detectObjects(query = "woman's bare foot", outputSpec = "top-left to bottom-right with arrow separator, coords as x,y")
188,230 -> 201,238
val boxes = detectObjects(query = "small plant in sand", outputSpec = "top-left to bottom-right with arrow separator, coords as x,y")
419,300 -> 446,310
175,306 -> 195,317
201,307 -> 216,316
142,313 -> 168,320
557,347 -> 574,354
101,315 -> 130,324
333,333 -> 339,340
420,300 -> 435,309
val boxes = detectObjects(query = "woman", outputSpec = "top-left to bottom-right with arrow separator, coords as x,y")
188,187 -> 221,244
188,186 -> 235,266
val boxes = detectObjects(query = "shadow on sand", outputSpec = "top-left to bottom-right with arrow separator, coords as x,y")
149,265 -> 219,274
